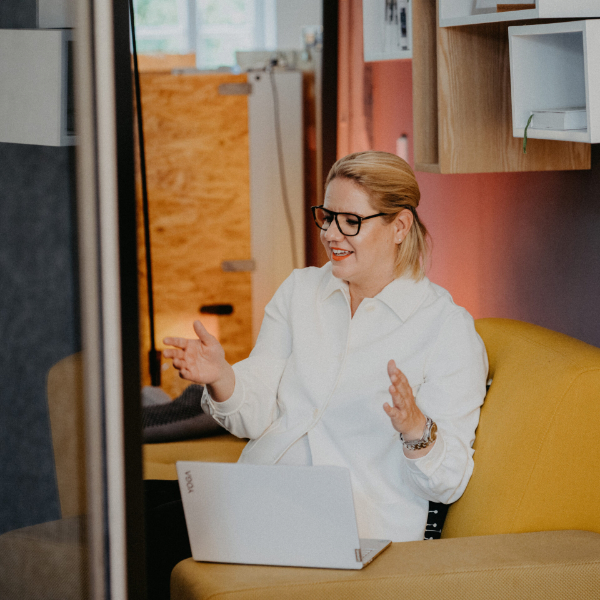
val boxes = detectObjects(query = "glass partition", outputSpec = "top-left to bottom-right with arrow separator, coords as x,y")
0,0 -> 143,598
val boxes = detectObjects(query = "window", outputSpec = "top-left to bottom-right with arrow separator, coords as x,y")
132,0 -> 276,68
133,0 -> 193,54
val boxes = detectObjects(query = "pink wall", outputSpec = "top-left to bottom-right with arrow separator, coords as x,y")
339,2 -> 600,347
371,61 -> 600,347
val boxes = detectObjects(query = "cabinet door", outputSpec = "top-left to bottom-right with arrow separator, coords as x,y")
412,0 -> 591,174
136,72 -> 252,397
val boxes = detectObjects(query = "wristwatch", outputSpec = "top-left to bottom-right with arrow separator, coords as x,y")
399,416 -> 437,451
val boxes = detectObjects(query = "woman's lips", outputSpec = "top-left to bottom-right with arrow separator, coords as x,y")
331,247 -> 353,262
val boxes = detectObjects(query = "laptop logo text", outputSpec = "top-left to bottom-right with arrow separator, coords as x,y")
185,471 -> 194,493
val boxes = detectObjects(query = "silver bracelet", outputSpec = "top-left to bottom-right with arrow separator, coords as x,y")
399,416 -> 438,451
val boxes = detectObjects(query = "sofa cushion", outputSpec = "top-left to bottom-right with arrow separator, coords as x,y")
171,530 -> 600,600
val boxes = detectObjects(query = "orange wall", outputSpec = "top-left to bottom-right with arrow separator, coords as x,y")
340,2 -> 600,347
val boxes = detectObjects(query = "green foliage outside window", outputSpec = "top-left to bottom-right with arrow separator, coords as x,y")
199,0 -> 253,26
134,0 -> 180,27
132,0 -> 261,67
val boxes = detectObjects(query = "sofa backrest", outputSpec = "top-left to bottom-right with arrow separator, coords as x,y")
47,352 -> 86,518
443,318 -> 600,538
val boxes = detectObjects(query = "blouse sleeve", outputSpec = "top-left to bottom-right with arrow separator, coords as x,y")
399,309 -> 489,504
200,272 -> 295,440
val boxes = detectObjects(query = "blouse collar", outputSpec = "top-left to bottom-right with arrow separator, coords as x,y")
319,262 -> 431,322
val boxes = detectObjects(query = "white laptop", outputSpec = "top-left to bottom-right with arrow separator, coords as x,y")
176,461 -> 391,569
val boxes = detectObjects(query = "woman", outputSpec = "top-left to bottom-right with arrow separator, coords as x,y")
164,151 -> 488,543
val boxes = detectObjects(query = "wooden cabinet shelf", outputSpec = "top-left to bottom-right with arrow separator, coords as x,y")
439,0 -> 600,28
412,0 -> 591,174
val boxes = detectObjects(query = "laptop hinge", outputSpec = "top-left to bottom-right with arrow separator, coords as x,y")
355,548 -> 362,562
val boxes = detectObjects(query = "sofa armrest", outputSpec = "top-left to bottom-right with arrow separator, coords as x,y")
171,530 -> 600,600
143,434 -> 247,480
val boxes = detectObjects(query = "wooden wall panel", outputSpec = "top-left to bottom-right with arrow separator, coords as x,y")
136,72 -> 252,397
413,0 -> 440,171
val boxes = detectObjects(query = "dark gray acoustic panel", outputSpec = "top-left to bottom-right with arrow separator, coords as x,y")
0,142 -> 80,534
0,0 -> 37,28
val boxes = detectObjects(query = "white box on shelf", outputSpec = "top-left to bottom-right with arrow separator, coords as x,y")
0,29 -> 75,147
363,0 -> 412,61
531,108 -> 587,130
38,0 -> 75,28
440,0 -> 600,28
509,20 -> 600,144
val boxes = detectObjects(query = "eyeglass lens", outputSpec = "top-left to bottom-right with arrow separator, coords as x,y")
314,208 -> 361,236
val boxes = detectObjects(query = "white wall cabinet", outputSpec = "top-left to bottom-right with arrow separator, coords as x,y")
0,29 -> 75,147
509,20 -> 600,144
363,0 -> 412,61
439,0 -> 600,28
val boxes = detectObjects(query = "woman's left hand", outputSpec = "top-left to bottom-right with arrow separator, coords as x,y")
383,359 -> 427,441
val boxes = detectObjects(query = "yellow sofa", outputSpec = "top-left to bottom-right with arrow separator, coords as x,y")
168,318 -> 600,600
3,318 -> 599,600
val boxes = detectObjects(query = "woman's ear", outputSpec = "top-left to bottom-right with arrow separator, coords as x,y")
394,208 -> 414,244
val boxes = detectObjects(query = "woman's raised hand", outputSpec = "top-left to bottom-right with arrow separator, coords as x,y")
163,320 -> 235,402
383,359 -> 428,451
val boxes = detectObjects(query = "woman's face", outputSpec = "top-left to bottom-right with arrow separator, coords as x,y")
321,178 -> 408,295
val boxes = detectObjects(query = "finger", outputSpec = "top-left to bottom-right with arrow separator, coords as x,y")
390,374 -> 411,399
388,359 -> 409,385
162,348 -> 184,360
388,366 -> 412,401
387,359 -> 397,378
163,336 -> 189,349
193,320 -> 216,344
393,368 -> 410,388
389,384 -> 406,410
387,362 -> 405,392
172,358 -> 186,370
179,366 -> 192,381
383,402 -> 402,420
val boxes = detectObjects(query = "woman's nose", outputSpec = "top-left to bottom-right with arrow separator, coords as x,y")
324,218 -> 344,241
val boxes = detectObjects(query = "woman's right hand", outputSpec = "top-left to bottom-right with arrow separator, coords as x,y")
163,320 -> 235,402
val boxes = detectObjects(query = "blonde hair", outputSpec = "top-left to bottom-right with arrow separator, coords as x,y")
325,151 -> 430,280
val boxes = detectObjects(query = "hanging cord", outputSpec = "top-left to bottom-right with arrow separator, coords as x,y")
268,65 -> 299,270
129,0 -> 161,386
523,113 -> 534,154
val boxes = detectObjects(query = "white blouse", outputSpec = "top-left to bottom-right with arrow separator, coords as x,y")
201,263 -> 488,542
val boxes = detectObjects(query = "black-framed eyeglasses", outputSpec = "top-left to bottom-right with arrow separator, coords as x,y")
310,205 -> 387,237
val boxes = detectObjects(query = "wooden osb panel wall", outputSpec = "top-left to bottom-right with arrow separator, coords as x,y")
136,72 -> 252,397
137,53 -> 196,73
